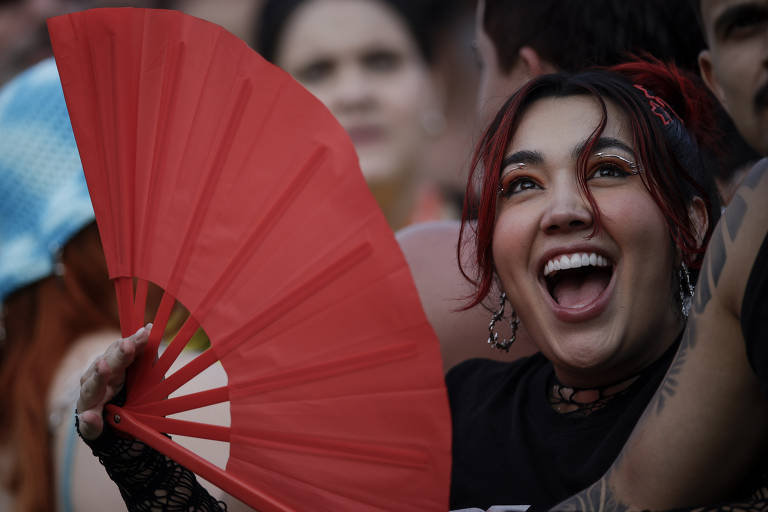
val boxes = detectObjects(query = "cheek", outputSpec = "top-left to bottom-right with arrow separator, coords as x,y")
300,82 -> 336,113
380,69 -> 434,127
373,69 -> 436,160
600,192 -> 674,265
491,209 -> 533,286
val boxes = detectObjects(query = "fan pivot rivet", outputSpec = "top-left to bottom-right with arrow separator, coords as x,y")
114,414 -> 121,424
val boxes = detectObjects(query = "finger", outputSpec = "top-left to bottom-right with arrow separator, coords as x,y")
77,409 -> 104,440
77,362 -> 107,413
103,325 -> 149,374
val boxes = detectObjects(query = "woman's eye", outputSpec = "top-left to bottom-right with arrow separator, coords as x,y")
362,50 -> 401,72
296,59 -> 335,83
722,8 -> 768,40
590,163 -> 630,179
500,177 -> 539,197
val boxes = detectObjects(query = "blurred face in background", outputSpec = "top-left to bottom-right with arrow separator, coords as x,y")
275,0 -> 441,183
699,0 -> 768,155
474,0 -> 521,125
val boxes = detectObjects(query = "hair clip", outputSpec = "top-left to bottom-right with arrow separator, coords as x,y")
594,152 -> 642,175
633,84 -> 682,127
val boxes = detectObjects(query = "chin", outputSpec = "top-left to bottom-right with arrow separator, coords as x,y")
360,162 -> 399,183
547,330 -> 621,375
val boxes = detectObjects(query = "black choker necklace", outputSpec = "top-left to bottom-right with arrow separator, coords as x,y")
548,374 -> 640,416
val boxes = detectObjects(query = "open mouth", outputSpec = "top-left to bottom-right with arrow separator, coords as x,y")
543,253 -> 613,309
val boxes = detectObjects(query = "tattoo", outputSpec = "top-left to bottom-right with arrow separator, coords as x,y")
709,223 -> 728,286
650,315 -> 698,415
742,158 -> 768,190
726,194 -> 748,241
695,159 -> 765,315
693,235 -> 715,316
553,474 -> 629,511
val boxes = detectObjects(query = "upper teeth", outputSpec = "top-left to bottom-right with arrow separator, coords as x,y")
543,252 -> 610,277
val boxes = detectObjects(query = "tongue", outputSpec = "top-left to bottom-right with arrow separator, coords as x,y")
552,270 -> 610,308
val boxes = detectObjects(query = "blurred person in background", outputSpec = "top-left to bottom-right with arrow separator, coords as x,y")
255,0 -> 455,230
0,57 -> 124,512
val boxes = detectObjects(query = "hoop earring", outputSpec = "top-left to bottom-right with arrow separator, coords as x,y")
679,261 -> 694,319
488,292 -> 519,352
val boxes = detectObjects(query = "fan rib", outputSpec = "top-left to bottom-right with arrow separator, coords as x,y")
137,346 -> 219,403
234,429 -> 429,469
195,146 -> 328,319
130,412 -> 230,442
231,341 -> 417,397
105,404 -> 294,512
150,313 -> 200,382
114,277 -> 136,338
133,278 -> 148,326
130,385 -> 229,416
128,289 -> 176,399
217,242 -> 373,354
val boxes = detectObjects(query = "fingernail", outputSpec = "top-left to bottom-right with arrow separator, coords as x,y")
134,326 -> 145,337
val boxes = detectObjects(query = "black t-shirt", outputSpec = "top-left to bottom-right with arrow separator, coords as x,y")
742,234 -> 768,400
446,343 -> 678,510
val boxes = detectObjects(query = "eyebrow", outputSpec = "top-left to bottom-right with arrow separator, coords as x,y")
501,137 -> 634,170
501,150 -> 542,170
572,137 -> 635,159
713,2 -> 768,38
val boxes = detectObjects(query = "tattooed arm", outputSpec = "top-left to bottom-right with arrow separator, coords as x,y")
555,159 -> 768,511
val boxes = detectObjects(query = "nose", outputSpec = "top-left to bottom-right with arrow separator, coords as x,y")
332,65 -> 374,113
540,178 -> 593,234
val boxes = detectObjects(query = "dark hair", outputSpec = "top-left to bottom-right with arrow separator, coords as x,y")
255,0 -> 443,64
689,0 -> 704,33
483,0 -> 706,74
459,59 -> 721,308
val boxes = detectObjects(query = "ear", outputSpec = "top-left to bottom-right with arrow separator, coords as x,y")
518,46 -> 557,80
689,196 -> 710,250
698,49 -> 727,108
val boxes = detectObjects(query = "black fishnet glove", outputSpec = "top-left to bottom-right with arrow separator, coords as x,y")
75,410 -> 227,511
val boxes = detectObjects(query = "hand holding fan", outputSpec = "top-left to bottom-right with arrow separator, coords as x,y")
48,8 -> 451,511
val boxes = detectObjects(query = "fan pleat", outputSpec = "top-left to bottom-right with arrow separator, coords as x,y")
187,145 -> 328,321
50,8 -> 451,510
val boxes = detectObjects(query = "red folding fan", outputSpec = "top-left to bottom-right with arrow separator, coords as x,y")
48,8 -> 451,511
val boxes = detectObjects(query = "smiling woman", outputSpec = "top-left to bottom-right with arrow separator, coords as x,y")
448,59 -> 722,509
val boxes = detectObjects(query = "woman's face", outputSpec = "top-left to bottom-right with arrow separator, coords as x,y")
492,96 -> 682,387
275,0 -> 439,183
